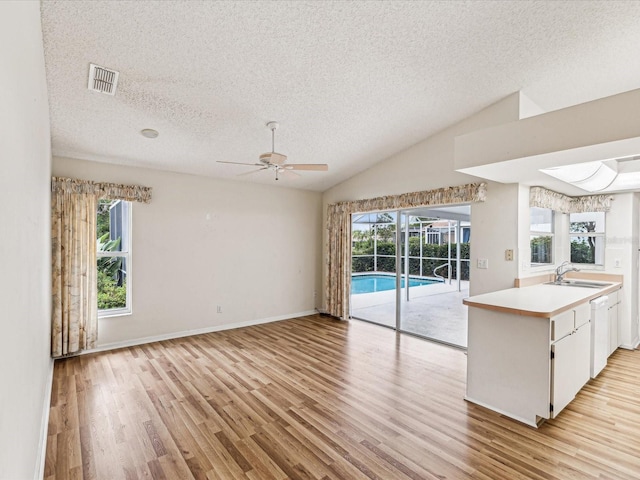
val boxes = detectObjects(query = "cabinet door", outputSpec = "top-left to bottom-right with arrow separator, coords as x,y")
551,323 -> 591,418
608,303 -> 619,356
551,333 -> 577,418
573,321 -> 591,391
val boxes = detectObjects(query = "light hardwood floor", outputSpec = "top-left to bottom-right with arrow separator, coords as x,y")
45,314 -> 640,479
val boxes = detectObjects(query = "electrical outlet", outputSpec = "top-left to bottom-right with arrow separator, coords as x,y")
505,249 -> 514,261
614,258 -> 621,268
477,258 -> 489,269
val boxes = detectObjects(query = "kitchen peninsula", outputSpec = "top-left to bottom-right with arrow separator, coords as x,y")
464,276 -> 622,427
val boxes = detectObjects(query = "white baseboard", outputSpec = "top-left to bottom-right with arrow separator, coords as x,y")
620,335 -> 640,350
621,336 -> 640,350
82,310 -> 318,354
35,357 -> 55,480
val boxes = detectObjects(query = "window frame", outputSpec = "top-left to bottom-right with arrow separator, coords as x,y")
530,207 -> 554,266
569,211 -> 606,266
97,200 -> 132,318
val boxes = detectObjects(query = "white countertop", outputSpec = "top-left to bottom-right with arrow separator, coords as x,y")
463,281 -> 622,318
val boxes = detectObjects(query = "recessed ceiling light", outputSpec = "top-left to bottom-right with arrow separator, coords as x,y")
140,128 -> 159,139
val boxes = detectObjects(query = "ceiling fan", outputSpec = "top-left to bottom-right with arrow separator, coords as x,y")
217,121 -> 329,180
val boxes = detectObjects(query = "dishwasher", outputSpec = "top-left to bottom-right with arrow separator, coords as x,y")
590,296 -> 609,378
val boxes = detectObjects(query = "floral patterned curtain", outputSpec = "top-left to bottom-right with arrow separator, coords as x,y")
51,187 -> 98,357
51,176 -> 152,203
325,182 -> 486,319
529,186 -> 613,213
51,177 -> 152,357
326,204 -> 352,319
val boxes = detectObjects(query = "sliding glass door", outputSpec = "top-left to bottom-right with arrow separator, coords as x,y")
351,212 -> 397,328
350,206 -> 471,348
398,207 -> 470,347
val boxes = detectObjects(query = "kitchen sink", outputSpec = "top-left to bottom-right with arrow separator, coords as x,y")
544,280 -> 613,289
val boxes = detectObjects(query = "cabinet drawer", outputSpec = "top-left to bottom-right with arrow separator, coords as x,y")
608,289 -> 619,305
574,302 -> 591,328
551,309 -> 574,341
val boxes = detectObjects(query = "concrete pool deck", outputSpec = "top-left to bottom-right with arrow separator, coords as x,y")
350,279 -> 469,348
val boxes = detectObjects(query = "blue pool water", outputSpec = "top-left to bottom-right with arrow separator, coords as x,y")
351,275 -> 440,294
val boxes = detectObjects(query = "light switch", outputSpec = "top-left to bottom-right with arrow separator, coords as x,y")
477,258 -> 489,269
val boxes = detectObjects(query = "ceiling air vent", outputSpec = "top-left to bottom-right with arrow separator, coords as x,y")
87,63 -> 119,95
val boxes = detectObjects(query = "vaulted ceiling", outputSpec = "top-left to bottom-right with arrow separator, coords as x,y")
40,0 -> 640,191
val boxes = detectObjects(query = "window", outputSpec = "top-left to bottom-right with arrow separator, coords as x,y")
570,211 -> 605,265
97,199 -> 131,316
530,207 -> 553,265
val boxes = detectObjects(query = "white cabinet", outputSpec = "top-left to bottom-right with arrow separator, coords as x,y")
574,321 -> 591,389
551,309 -> 574,340
551,332 -> 576,416
466,282 -> 622,427
590,295 -> 609,378
550,305 -> 590,418
466,301 -> 595,427
608,289 -> 621,356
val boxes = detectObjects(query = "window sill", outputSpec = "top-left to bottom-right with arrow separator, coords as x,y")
529,264 -> 555,273
572,264 -> 605,271
98,309 -> 132,319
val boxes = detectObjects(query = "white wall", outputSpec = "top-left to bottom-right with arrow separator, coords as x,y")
322,93 -> 525,302
603,193 -> 639,348
53,157 -> 323,347
470,182 -> 521,294
517,184 -> 534,273
0,2 -> 53,479
323,93 -> 521,203
632,193 -> 640,347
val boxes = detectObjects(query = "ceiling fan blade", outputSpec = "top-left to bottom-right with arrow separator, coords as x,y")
237,167 -> 268,176
217,161 -> 262,166
284,163 -> 329,171
280,169 -> 300,178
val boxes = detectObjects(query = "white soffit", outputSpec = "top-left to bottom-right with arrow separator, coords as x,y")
40,1 -> 640,191
454,88 -> 640,194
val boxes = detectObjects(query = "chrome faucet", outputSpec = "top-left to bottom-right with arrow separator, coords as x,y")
555,261 -> 580,283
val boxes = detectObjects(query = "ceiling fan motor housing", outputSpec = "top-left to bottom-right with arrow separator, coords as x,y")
259,152 -> 287,165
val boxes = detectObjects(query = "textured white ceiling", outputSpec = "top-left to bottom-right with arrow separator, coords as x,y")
40,0 -> 640,191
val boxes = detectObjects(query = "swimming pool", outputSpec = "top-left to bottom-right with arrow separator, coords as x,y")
351,274 -> 441,294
